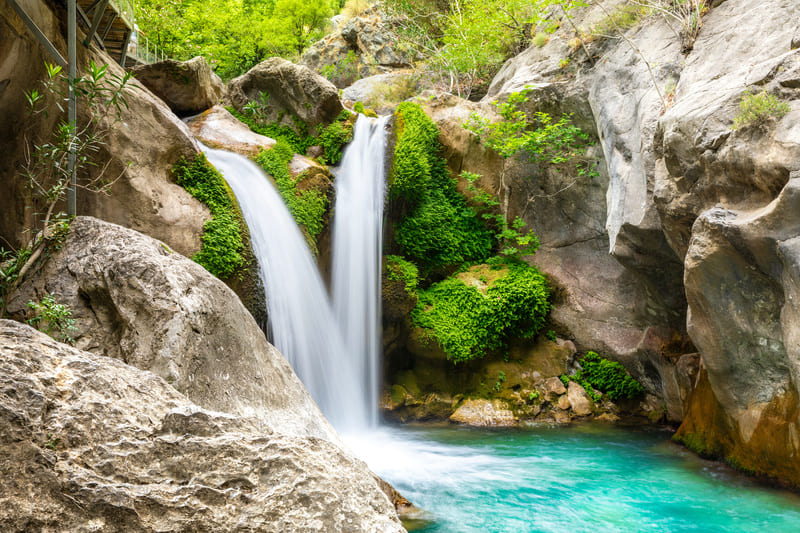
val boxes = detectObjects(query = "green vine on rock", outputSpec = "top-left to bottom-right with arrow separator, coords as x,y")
172,154 -> 245,279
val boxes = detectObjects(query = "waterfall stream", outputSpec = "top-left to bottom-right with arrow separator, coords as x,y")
331,115 -> 390,429
201,114 -> 388,431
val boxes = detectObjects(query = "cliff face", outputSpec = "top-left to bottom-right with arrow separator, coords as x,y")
0,0 -> 206,258
472,0 -> 800,484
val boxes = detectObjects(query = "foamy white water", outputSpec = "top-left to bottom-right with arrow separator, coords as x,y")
331,115 -> 390,428
201,144 -> 366,429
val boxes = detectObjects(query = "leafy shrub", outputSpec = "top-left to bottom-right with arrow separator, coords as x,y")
26,293 -> 78,344
732,90 -> 791,130
579,351 -> 645,401
319,50 -> 363,86
391,102 -> 493,270
317,110 -> 355,164
254,140 -> 329,253
172,154 -> 244,279
385,255 -> 419,296
228,106 -> 315,154
412,262 -> 550,362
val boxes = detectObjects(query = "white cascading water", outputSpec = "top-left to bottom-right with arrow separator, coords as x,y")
200,115 -> 388,431
331,115 -> 390,429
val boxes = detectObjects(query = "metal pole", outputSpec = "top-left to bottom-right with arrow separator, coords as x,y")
67,0 -> 77,216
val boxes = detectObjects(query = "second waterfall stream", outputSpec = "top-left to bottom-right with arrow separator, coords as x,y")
201,114 -> 390,432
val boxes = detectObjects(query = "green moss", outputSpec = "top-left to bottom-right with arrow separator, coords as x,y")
390,102 -> 493,271
353,101 -> 378,118
579,351 -> 645,401
385,255 -> 419,296
172,154 -> 244,279
318,110 -> 355,165
227,106 -> 315,154
254,140 -> 329,253
411,262 -> 550,362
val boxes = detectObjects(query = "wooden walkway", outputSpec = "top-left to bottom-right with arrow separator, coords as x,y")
74,0 -> 136,65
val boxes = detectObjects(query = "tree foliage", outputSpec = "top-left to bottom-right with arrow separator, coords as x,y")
135,0 -> 334,79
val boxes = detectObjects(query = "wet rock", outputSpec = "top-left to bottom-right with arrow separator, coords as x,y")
0,319 -> 403,531
187,105 -> 276,156
6,217 -> 338,442
544,377 -> 567,397
132,56 -> 224,116
450,399 -> 517,427
226,57 -> 343,136
567,381 -> 594,417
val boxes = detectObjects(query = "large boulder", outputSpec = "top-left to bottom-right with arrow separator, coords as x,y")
132,56 -> 224,116
0,0 -> 207,258
674,175 -> 800,487
6,216 -> 337,442
225,57 -> 343,136
0,319 -> 404,531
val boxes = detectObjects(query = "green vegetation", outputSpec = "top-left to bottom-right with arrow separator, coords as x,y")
254,141 -> 330,252
590,3 -> 649,36
229,103 -> 315,154
135,0 -> 337,79
317,110 -> 356,164
561,351 -> 645,402
384,0 -> 577,98
580,351 -> 645,401
172,154 -> 244,279
2,62 -> 130,312
732,90 -> 791,130
319,50 -> 362,87
412,262 -> 550,362
26,293 -> 78,344
391,102 -> 494,270
353,101 -> 378,118
385,255 -> 419,296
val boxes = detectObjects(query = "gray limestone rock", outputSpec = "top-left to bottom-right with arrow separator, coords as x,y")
0,319 -> 404,532
132,56 -> 224,116
225,57 -> 343,136
6,216 -> 338,443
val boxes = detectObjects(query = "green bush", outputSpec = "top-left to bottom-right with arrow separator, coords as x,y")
385,255 -> 419,296
412,262 -> 550,362
579,351 -> 645,401
172,154 -> 245,279
391,102 -> 493,270
254,140 -> 329,253
732,90 -> 791,130
317,110 -> 355,164
227,106 -> 316,154
26,293 -> 78,344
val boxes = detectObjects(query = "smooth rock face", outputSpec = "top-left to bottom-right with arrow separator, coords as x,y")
188,105 -> 276,156
225,57 -> 343,136
450,399 -> 517,427
6,216 -> 338,443
0,0 -> 208,258
0,320 -> 403,532
675,176 -> 800,486
132,56 -> 224,116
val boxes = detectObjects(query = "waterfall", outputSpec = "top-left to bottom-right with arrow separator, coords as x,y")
331,115 -> 390,429
200,114 -> 388,431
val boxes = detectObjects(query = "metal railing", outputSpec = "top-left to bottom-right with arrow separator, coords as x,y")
127,30 -> 168,64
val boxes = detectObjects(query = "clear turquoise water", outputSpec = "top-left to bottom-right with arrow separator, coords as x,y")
344,424 -> 800,533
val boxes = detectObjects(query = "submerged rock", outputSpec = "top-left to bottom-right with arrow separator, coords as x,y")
0,319 -> 404,531
132,56 -> 224,116
6,216 -> 337,443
